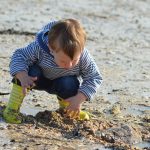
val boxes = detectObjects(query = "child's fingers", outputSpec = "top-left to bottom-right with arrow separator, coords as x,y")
29,83 -> 36,89
31,76 -> 38,81
22,84 -> 31,95
74,110 -> 80,118
69,111 -> 75,118
64,109 -> 71,117
70,111 -> 80,119
64,109 -> 80,119
22,87 -> 27,95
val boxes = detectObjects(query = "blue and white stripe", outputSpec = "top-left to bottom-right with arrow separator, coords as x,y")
10,21 -> 102,100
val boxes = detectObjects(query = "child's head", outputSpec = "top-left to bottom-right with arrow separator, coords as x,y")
48,19 -> 86,69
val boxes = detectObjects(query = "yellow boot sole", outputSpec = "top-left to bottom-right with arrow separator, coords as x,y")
3,109 -> 22,124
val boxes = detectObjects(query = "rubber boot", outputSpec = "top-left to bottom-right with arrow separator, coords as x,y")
57,96 -> 90,120
3,84 -> 25,124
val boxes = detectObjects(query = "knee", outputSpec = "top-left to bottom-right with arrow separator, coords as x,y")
28,65 -> 42,77
59,76 -> 79,90
12,65 -> 42,86
55,76 -> 79,99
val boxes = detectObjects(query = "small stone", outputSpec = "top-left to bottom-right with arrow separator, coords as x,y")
111,104 -> 121,115
10,139 -> 15,142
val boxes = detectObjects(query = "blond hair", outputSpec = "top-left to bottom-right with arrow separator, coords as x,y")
48,19 -> 86,59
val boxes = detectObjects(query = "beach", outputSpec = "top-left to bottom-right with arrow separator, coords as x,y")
0,0 -> 150,149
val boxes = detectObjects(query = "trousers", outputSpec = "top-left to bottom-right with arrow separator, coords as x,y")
12,65 -> 79,99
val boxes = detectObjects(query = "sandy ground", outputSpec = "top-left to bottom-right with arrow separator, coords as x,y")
0,0 -> 150,149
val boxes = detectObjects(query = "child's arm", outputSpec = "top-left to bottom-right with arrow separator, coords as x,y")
10,41 -> 40,94
15,71 -> 37,95
78,48 -> 103,101
10,41 -> 40,76
64,91 -> 87,118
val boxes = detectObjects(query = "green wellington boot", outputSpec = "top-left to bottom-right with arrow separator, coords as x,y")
57,96 -> 90,120
3,84 -> 25,124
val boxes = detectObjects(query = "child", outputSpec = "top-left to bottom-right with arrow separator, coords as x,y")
3,18 -> 102,123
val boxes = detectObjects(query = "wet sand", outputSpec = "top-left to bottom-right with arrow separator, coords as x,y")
0,0 -> 150,149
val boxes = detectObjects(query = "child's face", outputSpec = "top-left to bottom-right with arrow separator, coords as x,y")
53,50 -> 80,69
48,44 -> 81,69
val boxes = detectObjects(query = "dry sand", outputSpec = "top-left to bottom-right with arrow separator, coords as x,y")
0,0 -> 150,149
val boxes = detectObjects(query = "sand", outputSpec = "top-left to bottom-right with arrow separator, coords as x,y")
0,0 -> 150,149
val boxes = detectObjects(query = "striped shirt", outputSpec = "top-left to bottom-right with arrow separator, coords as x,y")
10,21 -> 102,100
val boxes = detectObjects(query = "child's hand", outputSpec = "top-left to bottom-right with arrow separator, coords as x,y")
64,97 -> 81,119
15,71 -> 37,95
64,92 -> 87,119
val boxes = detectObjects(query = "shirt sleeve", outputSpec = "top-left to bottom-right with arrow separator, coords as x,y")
10,41 -> 41,76
78,49 -> 103,101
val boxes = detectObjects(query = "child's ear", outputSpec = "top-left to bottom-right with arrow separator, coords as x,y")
48,44 -> 50,49
48,44 -> 51,49
48,44 -> 53,53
